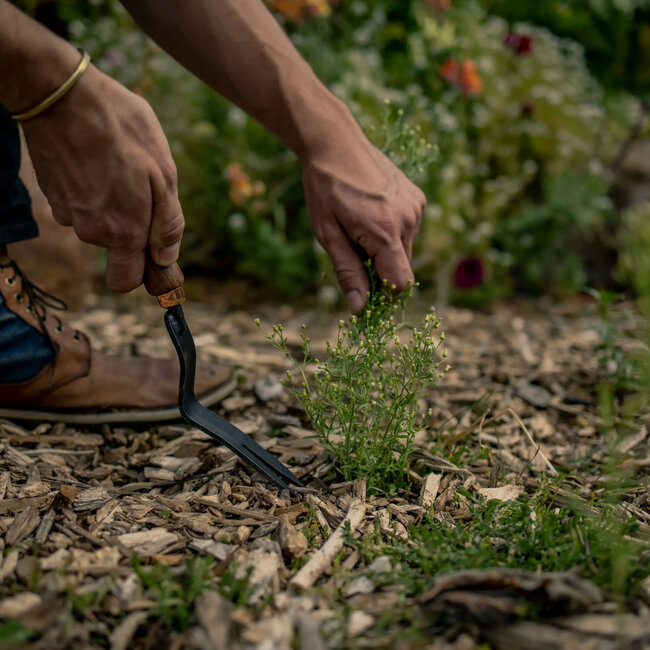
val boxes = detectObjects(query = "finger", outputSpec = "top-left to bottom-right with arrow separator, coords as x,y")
149,171 -> 184,266
373,242 -> 414,293
320,219 -> 370,313
402,203 -> 423,261
105,246 -> 146,293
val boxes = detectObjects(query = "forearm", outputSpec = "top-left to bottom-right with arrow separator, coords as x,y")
0,0 -> 80,113
120,0 -> 362,160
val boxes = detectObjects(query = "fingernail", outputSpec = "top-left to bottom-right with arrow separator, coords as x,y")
157,243 -> 180,265
346,290 -> 363,314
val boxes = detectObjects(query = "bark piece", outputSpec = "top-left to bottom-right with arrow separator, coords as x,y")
195,590 -> 232,650
419,473 -> 442,509
478,485 -> 524,503
368,556 -> 392,573
419,568 -> 604,625
188,539 -> 234,561
347,611 -> 374,638
343,576 -> 375,598
116,527 -> 179,557
297,614 -> 326,650
483,620 -> 617,650
550,613 -> 650,641
241,613 -> 292,647
6,506 -> 40,546
109,611 -> 147,650
0,495 -> 52,514
41,549 -> 71,571
253,375 -> 284,402
59,484 -> 79,504
277,515 -> 308,560
0,550 -> 19,582
17,481 -> 50,498
0,592 -> 41,619
291,498 -> 366,591
34,508 -> 56,544
73,487 -> 110,512
235,539 -> 282,606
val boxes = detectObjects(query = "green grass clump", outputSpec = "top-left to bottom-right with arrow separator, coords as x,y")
358,489 -> 650,601
260,271 -> 449,495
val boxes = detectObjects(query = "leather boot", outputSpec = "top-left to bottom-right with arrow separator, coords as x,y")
0,252 -> 235,424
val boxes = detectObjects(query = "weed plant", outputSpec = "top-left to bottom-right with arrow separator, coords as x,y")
374,102 -> 438,181
259,267 -> 449,495
357,489 -> 650,601
133,556 -> 214,631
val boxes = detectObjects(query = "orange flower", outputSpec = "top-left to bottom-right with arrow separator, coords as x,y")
439,58 -> 482,97
271,0 -> 303,19
459,60 -> 482,96
225,162 -> 253,206
306,0 -> 330,17
271,0 -> 330,20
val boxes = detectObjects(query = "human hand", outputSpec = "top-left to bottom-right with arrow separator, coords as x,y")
301,140 -> 426,313
20,64 -> 184,292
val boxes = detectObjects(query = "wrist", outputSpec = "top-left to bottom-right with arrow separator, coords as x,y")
0,0 -> 80,115
7,44 -> 80,115
294,92 -> 366,164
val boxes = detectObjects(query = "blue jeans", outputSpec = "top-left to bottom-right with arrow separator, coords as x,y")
0,105 -> 39,245
0,104 -> 53,383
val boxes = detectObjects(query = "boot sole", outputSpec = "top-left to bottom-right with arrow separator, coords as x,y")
0,375 -> 238,425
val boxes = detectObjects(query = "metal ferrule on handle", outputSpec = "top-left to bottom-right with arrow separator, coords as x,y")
143,259 -> 185,308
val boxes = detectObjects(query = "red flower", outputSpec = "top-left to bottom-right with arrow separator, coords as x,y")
454,257 -> 485,289
504,33 -> 533,55
439,58 -> 459,84
425,0 -> 452,12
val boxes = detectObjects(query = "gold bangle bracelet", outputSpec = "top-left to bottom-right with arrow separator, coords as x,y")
11,48 -> 91,122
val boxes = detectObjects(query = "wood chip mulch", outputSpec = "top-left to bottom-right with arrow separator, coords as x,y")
0,293 -> 648,649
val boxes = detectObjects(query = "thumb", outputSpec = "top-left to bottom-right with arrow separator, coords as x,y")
319,221 -> 370,313
149,176 -> 185,267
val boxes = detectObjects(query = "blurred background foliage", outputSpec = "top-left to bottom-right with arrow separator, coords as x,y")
17,0 -> 650,307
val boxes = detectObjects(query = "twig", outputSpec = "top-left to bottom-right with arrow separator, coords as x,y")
506,408 -> 558,476
290,498 -> 366,591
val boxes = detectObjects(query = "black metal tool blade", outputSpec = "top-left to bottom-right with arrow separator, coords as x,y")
163,305 -> 304,491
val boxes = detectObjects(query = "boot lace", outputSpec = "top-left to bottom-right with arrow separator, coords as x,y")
1,259 -> 82,385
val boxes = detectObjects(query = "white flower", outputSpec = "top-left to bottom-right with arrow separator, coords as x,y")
317,285 -> 339,306
228,213 -> 246,232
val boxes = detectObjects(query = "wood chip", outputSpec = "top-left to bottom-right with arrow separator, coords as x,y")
277,514 -> 308,559
109,611 -> 147,650
188,539 -> 234,561
116,527 -> 179,557
73,487 -> 110,512
0,592 -> 41,619
235,539 -> 282,605
419,473 -> 442,509
291,498 -> 366,591
5,506 -> 40,546
347,610 -> 374,637
0,550 -> 19,583
0,495 -> 52,514
478,485 -> 524,502
195,591 -> 232,650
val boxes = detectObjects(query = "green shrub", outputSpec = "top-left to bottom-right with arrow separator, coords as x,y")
47,0 -> 643,303
260,271 -> 450,495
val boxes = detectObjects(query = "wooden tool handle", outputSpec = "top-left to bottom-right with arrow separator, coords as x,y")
144,259 -> 186,308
